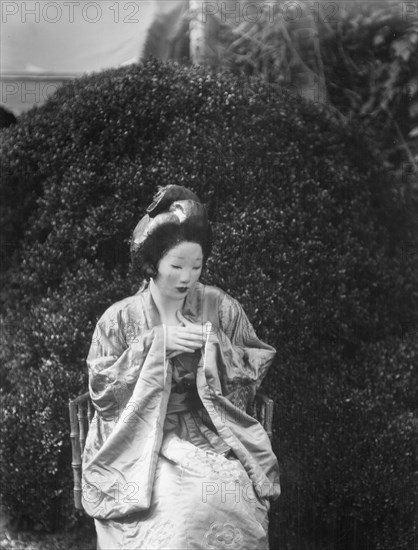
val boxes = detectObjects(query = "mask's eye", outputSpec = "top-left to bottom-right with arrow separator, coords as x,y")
193,266 -> 202,270
171,265 -> 181,269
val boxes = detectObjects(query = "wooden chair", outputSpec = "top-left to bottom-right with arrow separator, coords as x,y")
69,391 -> 274,510
68,392 -> 93,511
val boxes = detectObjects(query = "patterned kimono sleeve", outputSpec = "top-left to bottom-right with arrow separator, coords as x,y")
87,311 -> 156,420
214,291 -> 276,411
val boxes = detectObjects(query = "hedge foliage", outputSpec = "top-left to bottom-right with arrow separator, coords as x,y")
1,60 -> 417,548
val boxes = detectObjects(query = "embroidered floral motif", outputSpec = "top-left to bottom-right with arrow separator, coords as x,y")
225,379 -> 256,415
182,448 -> 243,482
203,452 -> 243,482
140,519 -> 175,549
204,522 -> 243,549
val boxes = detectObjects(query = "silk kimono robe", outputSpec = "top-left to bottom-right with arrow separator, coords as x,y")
82,282 -> 280,550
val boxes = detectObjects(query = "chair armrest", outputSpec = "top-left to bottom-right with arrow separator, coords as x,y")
71,391 -> 90,405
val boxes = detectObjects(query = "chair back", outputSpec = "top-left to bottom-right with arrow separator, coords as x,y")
254,393 -> 274,440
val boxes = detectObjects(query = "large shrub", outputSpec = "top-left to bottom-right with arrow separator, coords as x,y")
0,60 -> 417,548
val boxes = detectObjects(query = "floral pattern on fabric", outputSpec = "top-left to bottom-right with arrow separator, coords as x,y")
224,378 -> 257,415
181,448 -> 244,483
204,522 -> 243,549
138,520 -> 175,549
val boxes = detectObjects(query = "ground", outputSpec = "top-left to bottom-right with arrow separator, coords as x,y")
0,525 -> 95,550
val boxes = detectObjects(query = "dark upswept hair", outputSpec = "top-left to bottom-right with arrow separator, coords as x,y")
131,215 -> 212,283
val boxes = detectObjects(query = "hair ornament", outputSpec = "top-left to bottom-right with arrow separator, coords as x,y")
130,185 -> 208,254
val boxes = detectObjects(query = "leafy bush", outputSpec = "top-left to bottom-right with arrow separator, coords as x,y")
0,60 -> 416,548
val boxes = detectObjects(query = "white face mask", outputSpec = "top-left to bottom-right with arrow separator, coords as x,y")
153,242 -> 203,301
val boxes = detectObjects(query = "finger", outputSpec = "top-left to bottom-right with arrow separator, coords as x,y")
177,325 -> 206,337
174,338 -> 203,349
176,332 -> 205,345
170,344 -> 198,353
167,349 -> 188,358
170,331 -> 203,344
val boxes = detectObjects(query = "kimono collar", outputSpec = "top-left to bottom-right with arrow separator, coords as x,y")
140,282 -> 204,326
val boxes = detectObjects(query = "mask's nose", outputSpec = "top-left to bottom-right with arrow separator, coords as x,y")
180,269 -> 191,284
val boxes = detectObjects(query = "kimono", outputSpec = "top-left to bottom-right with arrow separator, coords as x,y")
82,282 -> 280,550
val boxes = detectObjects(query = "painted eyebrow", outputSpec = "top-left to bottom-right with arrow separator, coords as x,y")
170,256 -> 203,261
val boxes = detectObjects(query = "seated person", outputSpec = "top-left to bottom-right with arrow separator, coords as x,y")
82,185 -> 280,549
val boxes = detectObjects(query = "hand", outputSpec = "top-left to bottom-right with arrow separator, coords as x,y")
177,311 -> 212,341
165,311 -> 206,357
